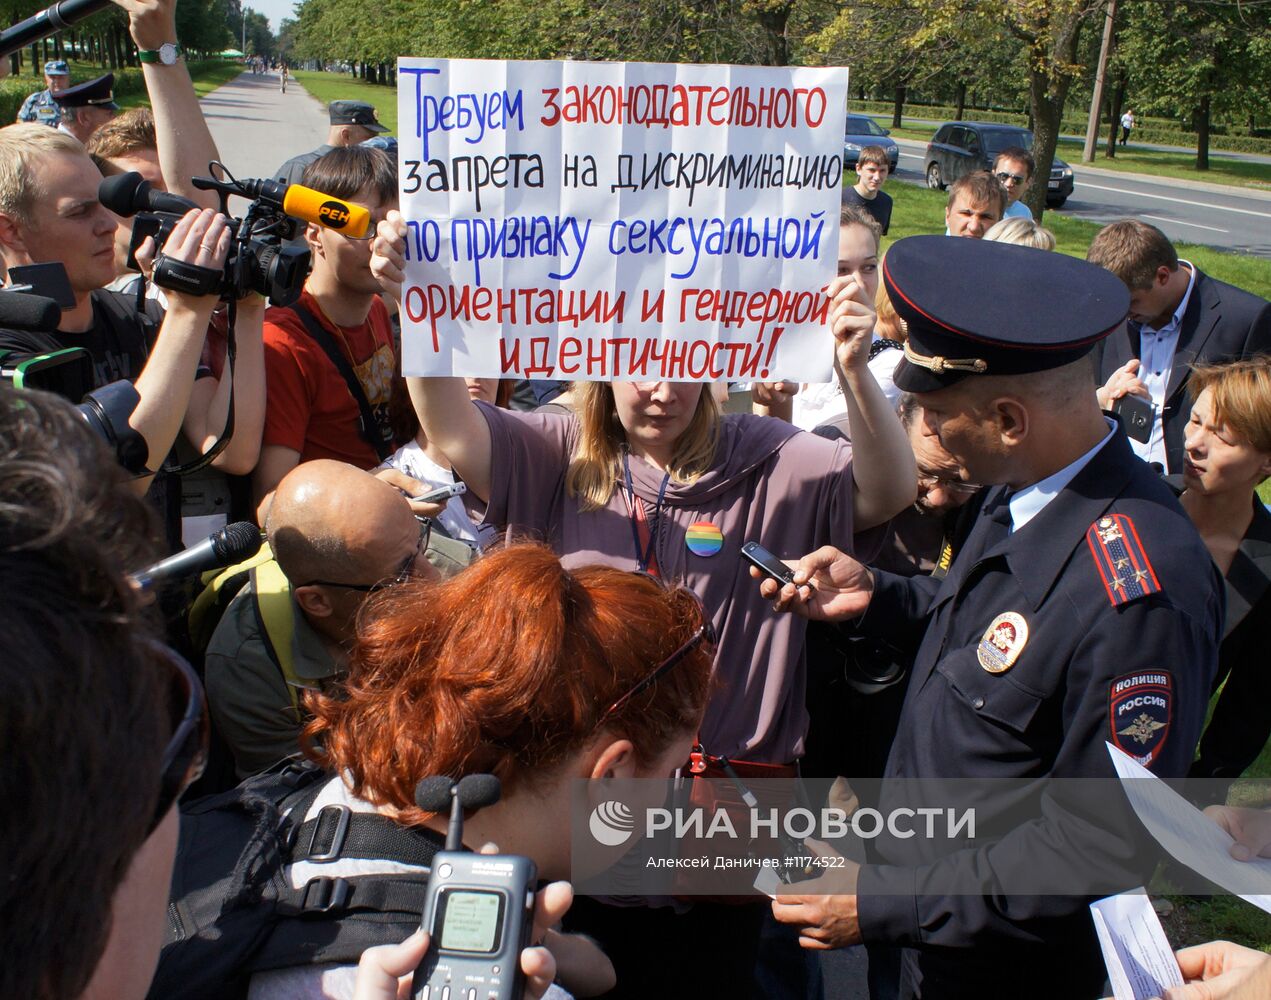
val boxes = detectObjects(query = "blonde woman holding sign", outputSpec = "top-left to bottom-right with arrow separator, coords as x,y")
371,209 -> 914,995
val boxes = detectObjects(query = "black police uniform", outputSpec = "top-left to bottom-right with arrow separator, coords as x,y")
854,432 -> 1222,998
846,237 -> 1225,999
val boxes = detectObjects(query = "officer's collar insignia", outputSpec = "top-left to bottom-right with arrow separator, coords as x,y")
977,611 -> 1028,674
1086,513 -> 1162,607
1109,672 -> 1173,766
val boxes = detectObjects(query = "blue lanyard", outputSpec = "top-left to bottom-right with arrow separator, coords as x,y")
623,449 -> 671,574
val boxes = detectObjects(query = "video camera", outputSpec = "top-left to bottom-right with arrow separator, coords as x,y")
99,168 -> 312,307
0,274 -> 148,474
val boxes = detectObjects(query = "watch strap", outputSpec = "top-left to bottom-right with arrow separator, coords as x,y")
138,43 -> 181,64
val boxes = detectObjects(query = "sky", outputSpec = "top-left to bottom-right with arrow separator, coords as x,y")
247,0 -> 299,34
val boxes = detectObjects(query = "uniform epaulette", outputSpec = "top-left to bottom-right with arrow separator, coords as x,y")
1086,514 -> 1162,607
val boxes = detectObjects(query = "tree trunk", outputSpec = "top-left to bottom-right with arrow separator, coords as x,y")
892,83 -> 906,129
29,42 -> 38,75
1026,77 -> 1068,222
1196,94 -> 1210,171
753,2 -> 792,66
954,81 -> 966,121
1107,76 -> 1126,159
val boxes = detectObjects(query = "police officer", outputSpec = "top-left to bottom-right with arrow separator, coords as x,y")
755,236 -> 1223,999
16,60 -> 70,128
52,73 -> 119,144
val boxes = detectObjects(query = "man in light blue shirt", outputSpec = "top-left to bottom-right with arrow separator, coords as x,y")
993,146 -> 1035,221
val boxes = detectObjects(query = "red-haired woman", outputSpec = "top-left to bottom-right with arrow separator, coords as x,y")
245,543 -> 714,999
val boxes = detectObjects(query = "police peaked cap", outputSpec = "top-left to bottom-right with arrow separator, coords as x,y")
883,235 -> 1130,393
52,73 -> 118,110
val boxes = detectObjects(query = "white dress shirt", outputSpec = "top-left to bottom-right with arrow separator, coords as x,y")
1133,261 -> 1196,467
1008,418 -> 1117,533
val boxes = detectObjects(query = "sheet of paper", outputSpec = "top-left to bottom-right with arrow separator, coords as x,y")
1091,890 -> 1183,1000
1107,743 -> 1271,913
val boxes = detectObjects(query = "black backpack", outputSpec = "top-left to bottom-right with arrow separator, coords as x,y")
147,760 -> 443,1000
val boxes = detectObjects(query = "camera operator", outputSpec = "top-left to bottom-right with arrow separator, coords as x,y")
0,125 -> 257,502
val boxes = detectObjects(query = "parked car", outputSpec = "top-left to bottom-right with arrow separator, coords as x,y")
923,121 -> 1075,208
844,114 -> 900,173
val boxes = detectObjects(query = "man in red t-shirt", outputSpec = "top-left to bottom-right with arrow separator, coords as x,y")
254,145 -> 398,502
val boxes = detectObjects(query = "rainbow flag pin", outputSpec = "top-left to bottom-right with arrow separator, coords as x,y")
685,521 -> 724,557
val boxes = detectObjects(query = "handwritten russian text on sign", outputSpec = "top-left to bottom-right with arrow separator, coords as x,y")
397,59 -> 849,381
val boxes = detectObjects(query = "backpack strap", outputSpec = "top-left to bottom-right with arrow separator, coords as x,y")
288,302 -> 393,462
249,558 -> 302,712
187,542 -> 275,653
291,806 -> 446,867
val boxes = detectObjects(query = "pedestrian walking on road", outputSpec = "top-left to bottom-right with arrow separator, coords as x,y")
1120,109 -> 1135,146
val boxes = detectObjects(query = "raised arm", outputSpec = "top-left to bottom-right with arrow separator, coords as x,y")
129,209 -> 231,480
829,275 -> 917,528
114,0 -> 223,207
371,210 -> 493,499
182,296 -> 266,473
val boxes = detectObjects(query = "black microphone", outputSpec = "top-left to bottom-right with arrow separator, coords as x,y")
99,171 -> 200,219
414,776 -> 455,814
447,774 -> 502,850
456,773 -> 502,810
0,0 -> 111,61
0,291 -> 60,331
130,521 -> 262,590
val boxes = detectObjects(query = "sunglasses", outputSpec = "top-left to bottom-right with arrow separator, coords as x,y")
917,473 -> 983,496
995,171 -> 1028,186
150,643 -> 209,834
596,581 -> 717,727
296,516 -> 431,593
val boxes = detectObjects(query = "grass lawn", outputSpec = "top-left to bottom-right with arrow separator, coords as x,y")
881,182 -> 1271,301
294,70 -> 399,131
865,116 -> 1271,193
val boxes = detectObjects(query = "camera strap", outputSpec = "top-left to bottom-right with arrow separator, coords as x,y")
289,302 -> 393,462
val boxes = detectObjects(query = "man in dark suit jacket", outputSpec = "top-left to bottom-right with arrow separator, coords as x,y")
1088,220 -> 1271,473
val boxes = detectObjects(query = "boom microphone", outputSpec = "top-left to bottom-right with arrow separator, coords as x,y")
98,172 -> 200,219
0,0 -> 111,61
130,521 -> 262,590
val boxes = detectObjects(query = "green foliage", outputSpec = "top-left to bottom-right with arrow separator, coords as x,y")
0,59 -> 242,121
240,8 -> 276,59
289,0 -> 838,67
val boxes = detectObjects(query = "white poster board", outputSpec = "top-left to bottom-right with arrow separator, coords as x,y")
396,58 -> 849,382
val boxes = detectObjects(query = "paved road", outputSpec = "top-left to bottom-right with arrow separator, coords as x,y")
200,69 -> 327,187
879,113 -> 1271,166
891,138 -> 1271,257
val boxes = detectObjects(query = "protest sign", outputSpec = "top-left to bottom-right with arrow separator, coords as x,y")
396,58 -> 849,382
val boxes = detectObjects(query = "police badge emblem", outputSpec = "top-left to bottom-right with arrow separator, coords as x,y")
1109,671 -> 1173,766
977,612 -> 1029,674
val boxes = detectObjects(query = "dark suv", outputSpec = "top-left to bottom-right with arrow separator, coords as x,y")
924,121 -> 1074,208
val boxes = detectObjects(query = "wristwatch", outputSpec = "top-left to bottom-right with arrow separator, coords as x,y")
138,42 -> 182,65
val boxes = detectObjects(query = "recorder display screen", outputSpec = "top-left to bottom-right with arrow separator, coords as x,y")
438,890 -> 503,953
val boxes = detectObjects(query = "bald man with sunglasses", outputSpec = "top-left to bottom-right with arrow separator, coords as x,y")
205,460 -> 470,778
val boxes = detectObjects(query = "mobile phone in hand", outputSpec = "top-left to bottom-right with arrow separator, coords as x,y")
1112,394 -> 1154,444
410,482 -> 467,504
741,541 -> 796,587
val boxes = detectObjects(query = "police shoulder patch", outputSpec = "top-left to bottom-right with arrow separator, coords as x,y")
1086,514 -> 1163,607
1108,671 -> 1173,767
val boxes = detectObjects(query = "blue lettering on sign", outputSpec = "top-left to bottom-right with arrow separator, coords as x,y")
402,68 -> 528,162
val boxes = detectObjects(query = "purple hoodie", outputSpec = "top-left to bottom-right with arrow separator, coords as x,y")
477,402 -> 880,763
